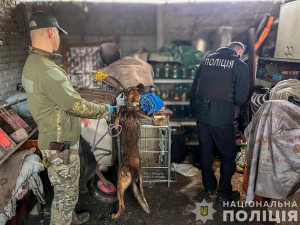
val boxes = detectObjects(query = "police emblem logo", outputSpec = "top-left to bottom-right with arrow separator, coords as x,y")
192,199 -> 217,223
201,206 -> 208,216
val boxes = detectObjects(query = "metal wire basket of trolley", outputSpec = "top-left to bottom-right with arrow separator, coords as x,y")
119,125 -> 173,187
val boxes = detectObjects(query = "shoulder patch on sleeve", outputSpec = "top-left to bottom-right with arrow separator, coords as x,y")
47,68 -> 64,81
61,81 -> 75,96
22,76 -> 34,94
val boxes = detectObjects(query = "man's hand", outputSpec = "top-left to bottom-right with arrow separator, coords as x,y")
82,118 -> 91,128
107,104 -> 114,115
236,137 -> 247,146
236,138 -> 244,146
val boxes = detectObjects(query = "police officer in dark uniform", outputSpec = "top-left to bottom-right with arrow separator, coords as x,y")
190,42 -> 250,202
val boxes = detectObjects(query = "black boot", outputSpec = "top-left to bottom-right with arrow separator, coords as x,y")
216,191 -> 240,203
71,212 -> 90,225
205,189 -> 215,196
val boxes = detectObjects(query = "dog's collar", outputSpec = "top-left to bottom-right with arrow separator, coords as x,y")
126,102 -> 139,107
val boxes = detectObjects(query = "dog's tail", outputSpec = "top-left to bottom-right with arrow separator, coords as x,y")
132,182 -> 151,214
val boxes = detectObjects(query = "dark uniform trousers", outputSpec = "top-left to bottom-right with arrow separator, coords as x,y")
197,121 -> 237,197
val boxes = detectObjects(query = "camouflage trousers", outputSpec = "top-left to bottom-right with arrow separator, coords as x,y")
42,143 -> 80,225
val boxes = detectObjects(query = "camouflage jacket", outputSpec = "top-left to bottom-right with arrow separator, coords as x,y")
22,47 -> 109,150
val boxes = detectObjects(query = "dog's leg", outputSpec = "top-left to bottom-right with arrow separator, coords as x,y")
132,170 -> 151,214
138,171 -> 150,214
111,169 -> 132,219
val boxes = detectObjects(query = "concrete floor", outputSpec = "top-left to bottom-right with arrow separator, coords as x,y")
23,160 -> 275,225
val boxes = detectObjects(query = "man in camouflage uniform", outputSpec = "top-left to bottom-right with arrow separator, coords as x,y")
22,11 -> 114,225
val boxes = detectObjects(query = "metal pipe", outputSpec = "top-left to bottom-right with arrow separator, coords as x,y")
0,98 -> 27,110
248,28 -> 257,91
167,126 -> 171,187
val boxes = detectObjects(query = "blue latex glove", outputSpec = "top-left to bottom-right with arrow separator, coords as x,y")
107,104 -> 114,115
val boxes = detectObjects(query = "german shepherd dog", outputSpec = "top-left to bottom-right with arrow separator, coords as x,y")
111,87 -> 150,219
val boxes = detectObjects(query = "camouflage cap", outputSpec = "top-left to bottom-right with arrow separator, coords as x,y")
28,11 -> 68,35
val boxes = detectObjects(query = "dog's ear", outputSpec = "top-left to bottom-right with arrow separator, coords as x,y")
130,87 -> 139,92
137,87 -> 144,94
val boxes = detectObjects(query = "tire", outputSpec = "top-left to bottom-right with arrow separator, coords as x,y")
79,136 -> 97,193
89,176 -> 118,204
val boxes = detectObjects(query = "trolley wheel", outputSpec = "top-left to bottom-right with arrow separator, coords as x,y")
89,176 -> 118,204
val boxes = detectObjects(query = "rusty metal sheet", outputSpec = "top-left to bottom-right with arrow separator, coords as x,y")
0,109 -> 32,133
0,128 -> 16,152
78,88 -> 118,105
0,127 -> 38,165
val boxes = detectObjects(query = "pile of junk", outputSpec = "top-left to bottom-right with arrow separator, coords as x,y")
0,43 -> 167,224
241,79 -> 300,224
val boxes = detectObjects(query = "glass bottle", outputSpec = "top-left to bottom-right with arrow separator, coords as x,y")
181,67 -> 187,79
161,90 -> 168,100
182,92 -> 187,101
182,85 -> 188,101
180,105 -> 185,118
154,64 -> 160,79
188,107 -> 193,118
155,86 -> 161,97
174,86 -> 180,101
150,87 -> 156,95
169,89 -> 175,100
172,106 -> 178,118
178,84 -> 183,99
172,64 -> 178,79
164,63 -> 170,78
190,68 -> 196,80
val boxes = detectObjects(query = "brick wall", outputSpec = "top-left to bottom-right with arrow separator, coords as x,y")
0,0 -> 29,104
